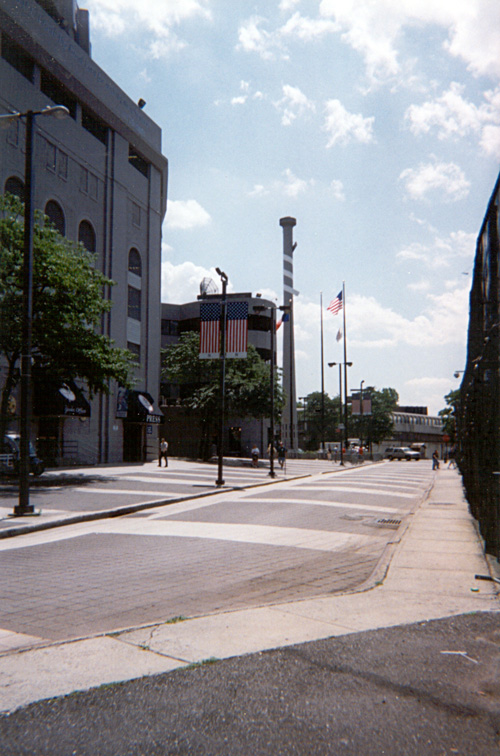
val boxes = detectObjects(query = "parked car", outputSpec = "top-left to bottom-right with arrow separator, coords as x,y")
0,433 -> 45,476
384,446 -> 420,461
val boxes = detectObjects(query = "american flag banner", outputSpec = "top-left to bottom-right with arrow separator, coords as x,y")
327,290 -> 343,316
226,301 -> 248,358
199,302 -> 221,358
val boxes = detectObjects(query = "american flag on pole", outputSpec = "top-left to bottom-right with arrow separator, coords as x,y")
327,290 -> 343,316
226,301 -> 248,358
199,302 -> 221,359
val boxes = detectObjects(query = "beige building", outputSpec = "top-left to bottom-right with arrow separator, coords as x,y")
0,0 -> 168,464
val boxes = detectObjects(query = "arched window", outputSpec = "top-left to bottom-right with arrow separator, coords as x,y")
78,220 -> 96,253
4,176 -> 24,201
128,247 -> 142,277
45,200 -> 65,236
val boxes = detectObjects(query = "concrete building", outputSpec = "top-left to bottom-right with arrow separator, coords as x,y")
161,293 -> 275,457
0,0 -> 168,465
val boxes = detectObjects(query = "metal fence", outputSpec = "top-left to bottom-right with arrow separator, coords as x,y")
457,171 -> 500,560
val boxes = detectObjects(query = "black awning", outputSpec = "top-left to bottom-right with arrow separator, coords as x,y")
34,381 -> 91,418
123,390 -> 163,424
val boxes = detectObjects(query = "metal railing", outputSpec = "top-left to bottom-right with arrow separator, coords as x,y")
457,171 -> 500,560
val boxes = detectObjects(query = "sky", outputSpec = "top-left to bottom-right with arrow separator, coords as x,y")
84,0 -> 500,414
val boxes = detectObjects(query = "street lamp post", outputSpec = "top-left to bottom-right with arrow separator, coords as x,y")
215,267 -> 228,487
328,361 -> 353,465
0,105 -> 69,516
254,303 -> 281,478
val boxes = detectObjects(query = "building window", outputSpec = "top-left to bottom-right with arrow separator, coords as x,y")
1,33 -> 34,82
128,248 -> 142,277
161,319 -> 179,336
45,200 -> 65,236
128,286 -> 141,321
81,106 -> 108,144
78,220 -> 96,253
4,176 -> 24,201
131,202 -> 141,227
6,118 -> 20,147
58,151 -> 68,180
127,342 -> 140,362
45,141 -> 57,173
128,145 -> 149,177
79,166 -> 98,199
40,69 -> 77,119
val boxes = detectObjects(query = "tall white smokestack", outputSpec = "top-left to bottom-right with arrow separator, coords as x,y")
280,216 -> 298,451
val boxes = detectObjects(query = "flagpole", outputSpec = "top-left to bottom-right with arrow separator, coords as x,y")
342,281 -> 348,452
320,293 -> 325,452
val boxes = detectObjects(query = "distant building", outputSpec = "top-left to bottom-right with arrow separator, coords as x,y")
161,293 -> 275,457
0,0 -> 168,464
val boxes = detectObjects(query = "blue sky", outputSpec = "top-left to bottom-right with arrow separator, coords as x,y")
85,0 -> 500,413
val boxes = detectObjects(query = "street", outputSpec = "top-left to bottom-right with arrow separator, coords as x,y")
0,460 -> 432,645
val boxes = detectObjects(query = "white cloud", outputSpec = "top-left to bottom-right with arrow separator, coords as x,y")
399,159 -> 470,202
237,11 -> 338,60
282,169 -> 313,197
280,12 -> 340,41
237,16 -> 285,61
86,0 -> 211,57
406,83 -> 500,157
275,84 -> 316,126
319,0 -> 500,81
347,286 -> 470,348
407,279 -> 431,293
397,230 -> 476,269
161,260 -> 221,303
248,170 -> 314,199
323,99 -> 374,147
330,179 -> 346,201
164,199 -> 211,229
403,376 -> 453,413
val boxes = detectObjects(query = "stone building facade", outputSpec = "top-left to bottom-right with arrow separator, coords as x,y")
0,0 -> 168,465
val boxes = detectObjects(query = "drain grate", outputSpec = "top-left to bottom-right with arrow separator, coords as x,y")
375,518 -> 402,528
429,501 -> 454,506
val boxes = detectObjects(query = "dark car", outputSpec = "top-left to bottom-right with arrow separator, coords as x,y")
384,446 -> 420,461
1,433 -> 45,476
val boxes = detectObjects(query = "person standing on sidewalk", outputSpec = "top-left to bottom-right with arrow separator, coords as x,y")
251,444 -> 260,468
159,438 -> 169,467
432,450 -> 440,470
277,441 -> 287,469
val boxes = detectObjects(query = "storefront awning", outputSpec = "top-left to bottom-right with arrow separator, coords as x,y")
34,381 -> 91,418
117,390 -> 163,424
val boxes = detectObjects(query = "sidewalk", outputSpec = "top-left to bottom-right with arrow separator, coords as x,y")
0,467 -> 498,714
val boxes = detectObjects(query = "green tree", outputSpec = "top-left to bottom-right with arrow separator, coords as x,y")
300,391 -> 341,450
161,331 -> 284,459
349,387 -> 398,445
0,192 -> 134,439
438,389 -> 460,443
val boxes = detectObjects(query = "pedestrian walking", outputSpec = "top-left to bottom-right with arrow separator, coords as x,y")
432,450 -> 440,470
251,444 -> 260,468
277,441 -> 286,469
159,438 -> 169,467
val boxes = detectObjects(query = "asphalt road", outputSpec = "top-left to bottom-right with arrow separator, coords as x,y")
0,461 -> 432,644
1,612 -> 499,755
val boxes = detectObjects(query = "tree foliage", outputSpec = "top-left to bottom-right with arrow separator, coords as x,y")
301,386 -> 398,448
0,193 -> 134,435
161,331 -> 284,457
299,391 -> 341,450
438,388 -> 460,443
